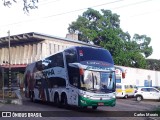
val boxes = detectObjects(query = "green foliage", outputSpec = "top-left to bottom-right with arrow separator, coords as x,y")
146,59 -> 160,70
132,34 -> 153,58
68,8 -> 153,69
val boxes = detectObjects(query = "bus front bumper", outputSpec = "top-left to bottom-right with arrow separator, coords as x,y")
79,95 -> 116,107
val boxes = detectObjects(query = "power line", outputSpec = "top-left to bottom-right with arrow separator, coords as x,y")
43,0 -> 126,18
0,0 -> 125,28
42,0 -> 156,19
128,8 -> 160,18
0,0 -> 158,29
111,0 -> 154,10
39,0 -> 62,6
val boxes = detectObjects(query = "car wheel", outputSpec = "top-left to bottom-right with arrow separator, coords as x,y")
136,95 -> 143,101
124,95 -> 128,99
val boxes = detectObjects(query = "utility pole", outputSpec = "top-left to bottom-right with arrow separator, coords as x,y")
2,67 -> 4,99
8,30 -> 12,97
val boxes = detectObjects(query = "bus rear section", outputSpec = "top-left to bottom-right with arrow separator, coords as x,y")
24,62 -> 37,100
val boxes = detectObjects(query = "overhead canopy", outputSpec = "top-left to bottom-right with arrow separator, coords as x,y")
0,32 -> 98,47
0,32 -> 44,47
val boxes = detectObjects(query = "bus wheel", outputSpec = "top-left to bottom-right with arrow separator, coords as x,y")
92,106 -> 98,110
62,94 -> 68,108
54,94 -> 60,107
80,106 -> 87,109
30,91 -> 35,102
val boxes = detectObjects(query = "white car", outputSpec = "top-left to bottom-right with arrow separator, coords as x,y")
134,87 -> 160,101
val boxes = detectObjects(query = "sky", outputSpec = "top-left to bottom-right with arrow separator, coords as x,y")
0,0 -> 159,59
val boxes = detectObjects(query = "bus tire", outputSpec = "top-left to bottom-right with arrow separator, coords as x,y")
30,91 -> 34,102
61,93 -> 68,108
92,106 -> 98,110
54,94 -> 60,107
80,106 -> 87,109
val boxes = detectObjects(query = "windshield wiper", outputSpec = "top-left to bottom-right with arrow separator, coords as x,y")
87,88 -> 98,92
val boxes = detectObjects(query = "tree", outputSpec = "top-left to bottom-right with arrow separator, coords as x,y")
132,34 -> 153,58
146,59 -> 160,70
68,8 -> 153,69
2,0 -> 38,13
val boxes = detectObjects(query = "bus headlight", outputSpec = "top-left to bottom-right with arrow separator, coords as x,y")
110,93 -> 116,98
111,95 -> 116,99
83,94 -> 87,97
79,93 -> 90,98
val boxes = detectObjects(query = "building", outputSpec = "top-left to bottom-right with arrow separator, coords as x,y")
116,65 -> 160,88
0,32 -> 96,88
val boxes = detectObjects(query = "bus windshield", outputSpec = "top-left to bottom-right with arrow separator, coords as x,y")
81,70 -> 116,93
77,47 -> 113,64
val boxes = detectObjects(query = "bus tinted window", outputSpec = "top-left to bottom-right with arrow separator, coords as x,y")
77,47 -> 113,64
42,52 -> 64,69
65,49 -> 78,64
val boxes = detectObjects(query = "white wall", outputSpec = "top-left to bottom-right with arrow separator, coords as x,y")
116,66 -> 160,87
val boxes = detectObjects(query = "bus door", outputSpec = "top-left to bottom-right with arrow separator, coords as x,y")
64,48 -> 79,106
67,65 -> 80,106
67,86 -> 79,105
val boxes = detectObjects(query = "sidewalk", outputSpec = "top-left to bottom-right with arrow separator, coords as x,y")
0,89 -> 23,105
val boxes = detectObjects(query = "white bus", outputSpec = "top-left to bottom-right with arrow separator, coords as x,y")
24,46 -> 124,109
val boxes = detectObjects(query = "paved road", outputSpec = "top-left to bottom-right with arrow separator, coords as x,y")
0,96 -> 159,120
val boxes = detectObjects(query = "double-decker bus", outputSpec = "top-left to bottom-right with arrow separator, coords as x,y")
24,46 -> 124,109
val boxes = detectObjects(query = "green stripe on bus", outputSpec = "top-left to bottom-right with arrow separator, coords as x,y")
78,95 -> 116,107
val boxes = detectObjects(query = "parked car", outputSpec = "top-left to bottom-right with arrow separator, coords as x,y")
134,87 -> 160,101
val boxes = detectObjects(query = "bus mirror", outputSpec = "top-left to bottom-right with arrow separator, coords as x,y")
79,68 -> 84,75
122,72 -> 125,78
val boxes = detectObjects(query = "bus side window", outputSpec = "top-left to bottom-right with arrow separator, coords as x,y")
36,61 -> 43,70
45,52 -> 64,68
54,53 -> 64,67
65,49 -> 78,64
65,49 -> 80,88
